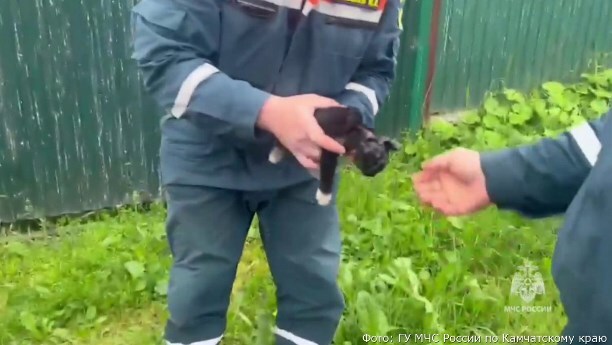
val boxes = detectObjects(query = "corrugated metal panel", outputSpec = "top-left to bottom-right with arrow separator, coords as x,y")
0,0 -> 162,222
431,0 -> 612,114
376,0 -> 422,136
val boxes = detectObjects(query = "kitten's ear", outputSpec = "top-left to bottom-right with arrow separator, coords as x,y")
381,137 -> 401,152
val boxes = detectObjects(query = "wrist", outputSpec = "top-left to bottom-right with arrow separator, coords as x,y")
479,150 -> 517,208
257,95 -> 283,132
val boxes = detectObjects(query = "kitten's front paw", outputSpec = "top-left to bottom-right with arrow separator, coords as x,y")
316,189 -> 332,206
268,146 -> 284,164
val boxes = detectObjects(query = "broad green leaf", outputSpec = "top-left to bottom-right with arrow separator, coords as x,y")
460,110 -> 481,124
155,279 -> 169,296
429,119 -> 458,140
85,306 -> 97,320
542,81 -> 565,96
590,87 -> 612,100
483,97 -> 500,115
482,114 -> 501,128
590,99 -> 609,114
124,261 -> 145,279
503,88 -> 525,103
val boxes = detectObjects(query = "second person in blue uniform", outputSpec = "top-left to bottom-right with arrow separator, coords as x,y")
413,111 -> 611,342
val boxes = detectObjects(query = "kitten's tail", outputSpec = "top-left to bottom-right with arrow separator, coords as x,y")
316,172 -> 334,206
316,150 -> 338,206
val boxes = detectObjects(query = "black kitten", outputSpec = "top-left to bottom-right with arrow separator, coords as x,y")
268,106 -> 400,205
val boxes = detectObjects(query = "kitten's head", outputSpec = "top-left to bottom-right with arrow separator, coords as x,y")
351,130 -> 400,177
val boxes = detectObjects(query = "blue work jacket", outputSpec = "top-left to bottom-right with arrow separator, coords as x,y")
130,0 -> 402,190
480,110 -> 611,340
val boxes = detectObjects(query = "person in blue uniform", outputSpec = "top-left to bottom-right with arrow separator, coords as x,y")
413,110 -> 611,342
129,0 -> 402,343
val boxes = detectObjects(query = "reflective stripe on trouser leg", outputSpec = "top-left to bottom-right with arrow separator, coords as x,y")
275,327 -> 318,345
163,184 -> 254,344
166,336 -> 223,345
258,179 -> 345,345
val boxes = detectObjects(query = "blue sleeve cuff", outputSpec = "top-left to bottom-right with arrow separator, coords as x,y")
334,90 -> 375,129
188,73 -> 272,142
225,79 -> 272,142
479,149 -> 524,210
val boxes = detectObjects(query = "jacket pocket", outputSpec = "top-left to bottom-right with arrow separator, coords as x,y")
228,0 -> 280,19
130,0 -> 189,61
294,11 -> 372,94
322,20 -> 377,58
131,0 -> 187,32
218,0 -> 286,87
309,0 -> 380,58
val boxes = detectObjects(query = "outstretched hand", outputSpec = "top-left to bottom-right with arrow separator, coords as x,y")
257,94 -> 345,170
412,148 -> 492,216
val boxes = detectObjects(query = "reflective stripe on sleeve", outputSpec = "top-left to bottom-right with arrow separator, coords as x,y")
171,63 -> 219,118
569,121 -> 601,166
345,82 -> 379,114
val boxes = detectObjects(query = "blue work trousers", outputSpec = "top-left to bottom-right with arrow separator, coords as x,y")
163,179 -> 345,345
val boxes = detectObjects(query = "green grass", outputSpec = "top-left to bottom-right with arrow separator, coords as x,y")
3,68 -> 612,344
0,159 -> 567,345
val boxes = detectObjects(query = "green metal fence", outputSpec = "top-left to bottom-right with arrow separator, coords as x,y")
429,0 -> 612,114
0,0 -> 161,222
2,0 -> 611,222
0,0 -> 422,223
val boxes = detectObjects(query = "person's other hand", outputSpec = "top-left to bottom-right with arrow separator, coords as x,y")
257,94 -> 345,170
412,148 -> 492,216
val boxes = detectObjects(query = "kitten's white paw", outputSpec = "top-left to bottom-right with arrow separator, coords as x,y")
268,147 -> 284,164
316,189 -> 332,206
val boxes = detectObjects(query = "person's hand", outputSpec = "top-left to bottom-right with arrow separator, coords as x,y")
412,148 -> 492,216
257,94 -> 345,170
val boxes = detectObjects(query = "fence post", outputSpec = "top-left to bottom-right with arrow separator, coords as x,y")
375,0 -> 441,138
407,0 -> 439,131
